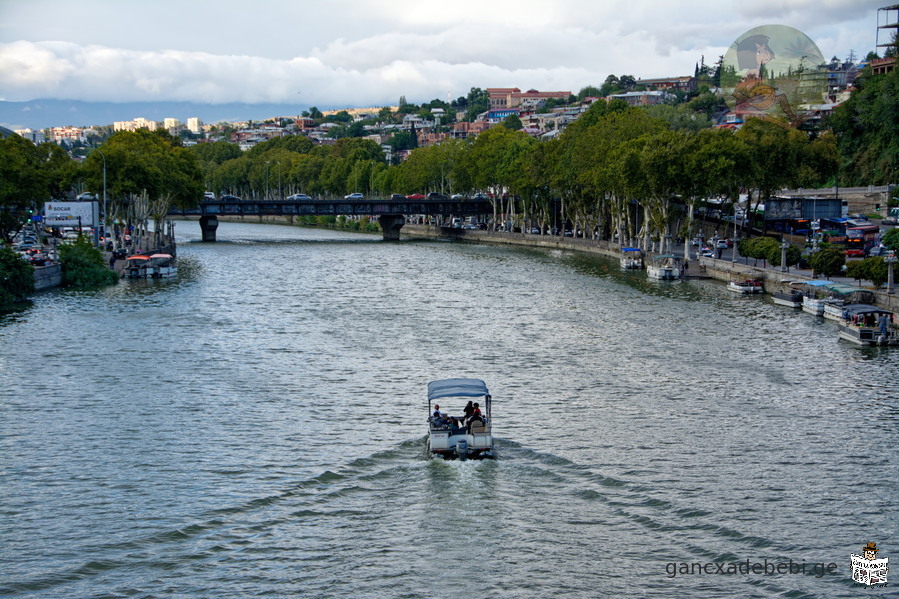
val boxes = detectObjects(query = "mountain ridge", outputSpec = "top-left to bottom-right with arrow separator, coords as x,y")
0,99 -> 317,130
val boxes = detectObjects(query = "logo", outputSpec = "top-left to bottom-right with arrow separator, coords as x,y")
720,25 -> 826,128
850,542 -> 889,587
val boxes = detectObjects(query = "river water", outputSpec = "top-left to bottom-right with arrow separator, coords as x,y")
1,221 -> 896,598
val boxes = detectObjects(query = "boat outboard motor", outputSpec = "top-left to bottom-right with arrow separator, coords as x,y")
455,439 -> 468,460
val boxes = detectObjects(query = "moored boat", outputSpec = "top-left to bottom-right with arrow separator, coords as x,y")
772,283 -> 803,308
620,247 -> 643,269
837,305 -> 897,346
800,280 -> 832,316
148,253 -> 177,279
727,278 -> 764,294
427,378 -> 493,460
646,254 -> 681,280
123,254 -> 150,279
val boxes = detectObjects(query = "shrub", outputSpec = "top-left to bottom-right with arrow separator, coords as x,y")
58,236 -> 118,289
0,245 -> 35,310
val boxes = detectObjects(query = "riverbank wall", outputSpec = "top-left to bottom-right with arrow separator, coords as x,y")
401,225 -> 899,312
33,264 -> 63,291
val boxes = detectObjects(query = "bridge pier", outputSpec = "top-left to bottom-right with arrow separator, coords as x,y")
199,215 -> 219,242
378,214 -> 405,241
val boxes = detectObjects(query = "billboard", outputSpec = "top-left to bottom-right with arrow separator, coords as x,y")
43,201 -> 99,227
765,197 -> 842,221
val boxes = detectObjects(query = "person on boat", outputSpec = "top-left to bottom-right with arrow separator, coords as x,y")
466,403 -> 484,429
463,401 -> 475,421
432,404 -> 445,419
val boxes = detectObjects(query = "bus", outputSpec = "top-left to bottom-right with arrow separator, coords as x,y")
845,224 -> 880,256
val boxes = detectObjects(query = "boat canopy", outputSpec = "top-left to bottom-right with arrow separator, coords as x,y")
822,282 -> 873,301
428,378 -> 489,402
622,247 -> 641,253
125,255 -> 150,261
149,253 -> 173,259
803,280 -> 831,287
652,254 -> 679,261
842,304 -> 893,318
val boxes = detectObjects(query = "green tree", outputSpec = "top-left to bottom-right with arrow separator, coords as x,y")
0,134 -> 51,242
829,65 -> 899,184
882,227 -> 899,251
808,248 -> 845,278
502,114 -> 523,130
58,236 -> 118,289
0,245 -> 35,310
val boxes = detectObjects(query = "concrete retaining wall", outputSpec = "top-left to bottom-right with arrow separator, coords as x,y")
33,264 -> 62,291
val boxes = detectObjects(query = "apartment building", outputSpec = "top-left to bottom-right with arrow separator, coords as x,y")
113,117 -> 159,132
487,88 -> 571,109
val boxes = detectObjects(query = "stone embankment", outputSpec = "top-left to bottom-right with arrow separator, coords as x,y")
402,225 -> 899,312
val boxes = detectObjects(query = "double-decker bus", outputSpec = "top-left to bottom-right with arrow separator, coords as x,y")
845,224 -> 880,256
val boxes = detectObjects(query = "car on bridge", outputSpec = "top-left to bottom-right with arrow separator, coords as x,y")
204,191 -> 215,200
406,194 -> 425,200
344,193 -> 364,200
390,194 -> 406,201
221,194 -> 241,202
427,192 -> 449,200
287,194 -> 312,201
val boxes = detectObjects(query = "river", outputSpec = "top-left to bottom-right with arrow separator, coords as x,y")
1,220 -> 896,598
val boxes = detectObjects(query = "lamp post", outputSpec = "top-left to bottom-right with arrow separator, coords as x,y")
780,239 -> 789,272
91,146 -> 107,249
732,235 -> 739,264
886,253 -> 897,294
277,161 -> 281,200
265,161 -> 270,200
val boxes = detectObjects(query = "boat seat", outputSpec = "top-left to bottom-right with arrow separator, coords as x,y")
470,422 -> 488,434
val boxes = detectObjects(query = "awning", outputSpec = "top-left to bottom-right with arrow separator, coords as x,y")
149,253 -> 172,259
842,304 -> 893,318
125,255 -> 150,261
427,378 -> 489,402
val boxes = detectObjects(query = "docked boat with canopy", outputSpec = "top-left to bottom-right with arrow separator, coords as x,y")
427,378 -> 493,460
837,305 -> 897,346
620,248 -> 643,269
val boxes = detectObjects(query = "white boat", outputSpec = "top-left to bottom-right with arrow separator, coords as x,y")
427,378 -> 493,460
800,280 -> 832,316
728,279 -> 764,294
123,254 -> 150,279
646,254 -> 681,280
148,253 -> 177,278
123,253 -> 177,279
620,247 -> 643,269
837,305 -> 897,346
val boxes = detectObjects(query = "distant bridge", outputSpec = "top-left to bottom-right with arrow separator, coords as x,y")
168,196 -> 494,241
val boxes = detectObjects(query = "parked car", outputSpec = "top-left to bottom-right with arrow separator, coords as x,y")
390,194 -> 406,201
221,194 -> 241,201
204,191 -> 215,201
406,194 -> 425,200
700,247 -> 715,258
451,194 -> 465,200
866,246 -> 886,257
287,194 -> 312,201
472,193 -> 489,200
76,192 -> 97,201
344,193 -> 364,200
716,240 -> 729,250
882,216 -> 898,225
427,192 -> 448,200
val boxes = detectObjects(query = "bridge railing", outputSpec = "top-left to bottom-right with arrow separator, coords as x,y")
168,197 -> 493,218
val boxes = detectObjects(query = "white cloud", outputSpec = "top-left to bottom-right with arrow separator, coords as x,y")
0,0 -> 886,108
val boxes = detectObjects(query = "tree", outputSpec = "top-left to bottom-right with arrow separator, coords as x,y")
308,106 -> 323,120
808,248 -> 845,278
829,65 -> 899,185
577,85 -> 602,100
882,227 -> 899,252
502,114 -> 523,130
58,236 -> 118,289
0,245 -> 34,310
0,134 -> 51,243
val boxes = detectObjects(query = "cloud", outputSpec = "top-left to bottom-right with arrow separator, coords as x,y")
0,0 -> 885,109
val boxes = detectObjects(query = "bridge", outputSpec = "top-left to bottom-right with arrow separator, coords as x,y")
168,196 -> 494,241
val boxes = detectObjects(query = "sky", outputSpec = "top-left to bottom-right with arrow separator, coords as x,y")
0,0 -> 888,110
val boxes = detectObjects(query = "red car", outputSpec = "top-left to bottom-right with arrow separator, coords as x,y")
406,194 -> 425,200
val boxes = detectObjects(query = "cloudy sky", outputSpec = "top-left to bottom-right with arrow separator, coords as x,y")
0,0 -> 887,109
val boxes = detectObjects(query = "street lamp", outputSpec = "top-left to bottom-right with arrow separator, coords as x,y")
780,239 -> 789,272
265,161 -> 270,200
886,253 -> 897,294
91,146 -> 107,249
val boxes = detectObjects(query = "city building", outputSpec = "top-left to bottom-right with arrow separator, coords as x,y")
487,88 -> 571,109
186,117 -> 203,134
163,118 -> 180,129
113,117 -> 159,132
636,75 -> 698,93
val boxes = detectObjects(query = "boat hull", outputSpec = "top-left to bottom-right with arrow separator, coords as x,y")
646,266 -> 680,280
837,324 -> 897,346
772,293 -> 802,308
429,429 -> 494,459
728,282 -> 763,294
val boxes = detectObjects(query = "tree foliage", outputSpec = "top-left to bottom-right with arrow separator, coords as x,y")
0,245 -> 35,309
808,248 -> 845,279
58,236 -> 118,289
